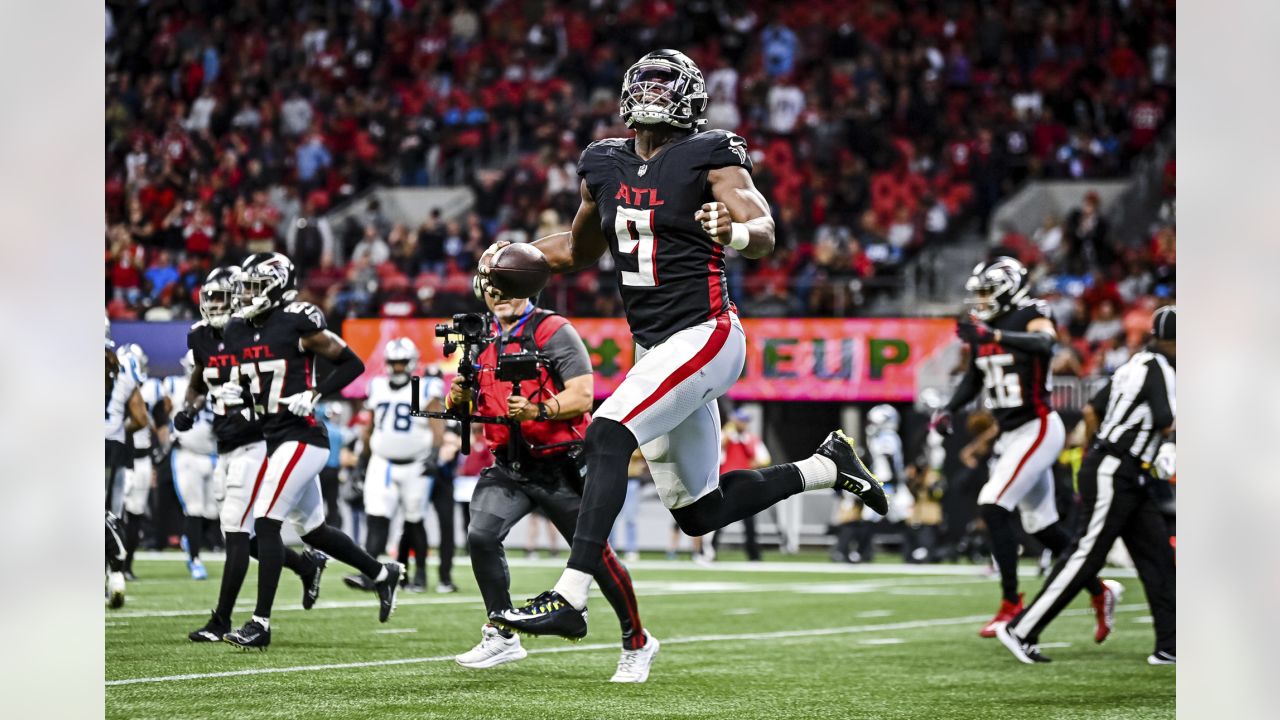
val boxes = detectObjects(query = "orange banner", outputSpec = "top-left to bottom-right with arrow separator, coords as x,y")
342,316 -> 955,402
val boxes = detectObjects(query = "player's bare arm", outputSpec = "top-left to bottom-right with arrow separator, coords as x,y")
532,179 -> 609,273
698,165 -> 775,260
124,387 -> 150,433
507,373 -> 592,422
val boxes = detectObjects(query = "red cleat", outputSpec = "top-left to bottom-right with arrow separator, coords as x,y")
1092,579 -> 1124,644
980,594 -> 1023,638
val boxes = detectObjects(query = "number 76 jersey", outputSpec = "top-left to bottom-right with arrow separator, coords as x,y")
578,130 -> 752,348
365,375 -> 445,461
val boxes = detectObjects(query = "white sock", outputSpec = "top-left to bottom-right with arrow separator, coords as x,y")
252,615 -> 270,630
553,568 -> 593,610
794,454 -> 838,490
374,565 -> 389,583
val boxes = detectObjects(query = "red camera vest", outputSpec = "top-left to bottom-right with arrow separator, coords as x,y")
475,309 -> 589,459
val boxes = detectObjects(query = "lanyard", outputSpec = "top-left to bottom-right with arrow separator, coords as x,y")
495,303 -> 536,343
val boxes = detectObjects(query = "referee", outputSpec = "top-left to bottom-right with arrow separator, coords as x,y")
997,306 -> 1176,665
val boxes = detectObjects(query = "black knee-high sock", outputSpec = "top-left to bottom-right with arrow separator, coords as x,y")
185,515 -> 204,559
397,524 -> 412,567
217,532 -> 252,623
980,505 -> 1021,604
365,515 -> 390,564
1034,523 -> 1104,597
248,538 -> 313,577
123,511 -> 145,572
205,518 -> 223,551
404,520 -> 427,575
106,514 -> 126,572
253,518 -> 285,618
300,523 -> 382,578
567,419 -> 638,574
670,466 -> 804,537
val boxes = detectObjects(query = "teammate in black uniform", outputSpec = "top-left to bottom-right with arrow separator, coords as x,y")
933,257 -> 1118,639
218,253 -> 400,649
174,266 -> 327,642
485,49 -> 884,640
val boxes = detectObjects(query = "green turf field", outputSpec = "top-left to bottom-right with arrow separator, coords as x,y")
106,554 -> 1173,719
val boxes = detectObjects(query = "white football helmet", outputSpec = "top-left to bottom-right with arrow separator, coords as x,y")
117,343 -> 149,380
384,337 -> 419,384
867,404 -> 900,433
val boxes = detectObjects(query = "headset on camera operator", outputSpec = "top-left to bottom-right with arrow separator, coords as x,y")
442,287 -> 654,677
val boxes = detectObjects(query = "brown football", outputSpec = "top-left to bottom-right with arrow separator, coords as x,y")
488,242 -> 551,298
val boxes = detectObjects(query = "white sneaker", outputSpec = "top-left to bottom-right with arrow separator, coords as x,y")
610,630 -> 659,683
107,571 -> 126,609
455,624 -> 527,669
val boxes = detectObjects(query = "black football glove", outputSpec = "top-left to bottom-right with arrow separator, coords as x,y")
929,409 -> 954,436
172,409 -> 195,432
956,317 -> 997,345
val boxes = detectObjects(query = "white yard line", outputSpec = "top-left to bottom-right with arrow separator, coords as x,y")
106,604 -> 1148,687
131,551 -> 1140,579
112,576 -> 989,619
373,628 -> 418,635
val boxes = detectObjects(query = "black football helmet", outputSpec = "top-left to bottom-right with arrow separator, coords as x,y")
620,49 -> 709,130
237,252 -> 297,320
199,266 -> 241,329
964,256 -> 1029,321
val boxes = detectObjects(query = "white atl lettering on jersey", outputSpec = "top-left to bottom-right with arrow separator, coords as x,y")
366,376 -> 444,461
165,375 -> 217,455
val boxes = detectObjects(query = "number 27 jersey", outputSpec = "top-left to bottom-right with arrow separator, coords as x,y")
578,130 -> 752,348
222,302 -> 330,451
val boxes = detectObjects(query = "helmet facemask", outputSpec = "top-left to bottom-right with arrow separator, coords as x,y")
964,259 -> 1028,322
964,278 -> 1002,321
200,284 -> 237,329
235,273 -> 278,320
235,255 -> 295,321
620,56 -> 708,130
384,338 -> 419,384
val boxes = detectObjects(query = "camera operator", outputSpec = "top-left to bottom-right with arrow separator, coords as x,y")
448,289 -> 658,683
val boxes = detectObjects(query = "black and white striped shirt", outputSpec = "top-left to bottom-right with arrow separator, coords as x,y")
1089,350 -> 1176,464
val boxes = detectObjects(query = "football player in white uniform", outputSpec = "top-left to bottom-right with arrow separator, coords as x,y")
115,343 -> 169,579
106,321 -> 152,607
166,351 -> 220,580
345,338 -> 445,592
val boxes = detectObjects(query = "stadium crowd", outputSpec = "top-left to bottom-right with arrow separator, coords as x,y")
105,0 -> 1174,322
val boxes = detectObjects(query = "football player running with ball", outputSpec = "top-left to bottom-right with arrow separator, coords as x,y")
934,257 -> 1120,641
483,49 -> 886,640
220,253 -> 401,649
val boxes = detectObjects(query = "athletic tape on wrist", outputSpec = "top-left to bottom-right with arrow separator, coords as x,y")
729,223 -> 750,250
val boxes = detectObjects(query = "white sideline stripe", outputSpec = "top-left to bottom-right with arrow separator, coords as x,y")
106,605 -> 1147,687
859,638 -> 905,645
131,551 -> 1140,579
112,577 -> 987,619
373,628 -> 418,635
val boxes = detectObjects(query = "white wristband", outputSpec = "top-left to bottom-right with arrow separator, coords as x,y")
729,222 -> 750,250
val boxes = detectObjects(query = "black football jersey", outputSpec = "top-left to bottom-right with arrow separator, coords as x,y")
578,129 -> 751,348
967,300 -> 1055,430
221,302 -> 330,451
188,320 -> 262,453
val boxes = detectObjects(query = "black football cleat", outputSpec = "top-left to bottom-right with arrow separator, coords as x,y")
299,551 -> 327,610
373,562 -> 403,623
817,429 -> 888,515
223,619 -> 270,650
995,622 -> 1052,664
343,573 -> 374,592
491,590 -> 588,640
189,611 -> 230,642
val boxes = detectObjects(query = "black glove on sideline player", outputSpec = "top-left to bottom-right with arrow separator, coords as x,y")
172,409 -> 195,432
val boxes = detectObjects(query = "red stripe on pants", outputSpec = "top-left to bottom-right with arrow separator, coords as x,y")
621,313 -> 731,425
995,417 -> 1047,502
601,544 -> 644,649
263,443 -> 308,517
239,455 -> 271,528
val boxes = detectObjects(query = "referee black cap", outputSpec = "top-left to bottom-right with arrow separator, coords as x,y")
1152,305 -> 1175,340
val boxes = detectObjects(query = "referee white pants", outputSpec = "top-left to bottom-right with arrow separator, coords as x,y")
596,312 -> 746,510
172,448 -> 218,521
978,412 -> 1066,534
216,441 -> 268,535
364,454 -> 434,523
252,441 -> 330,535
